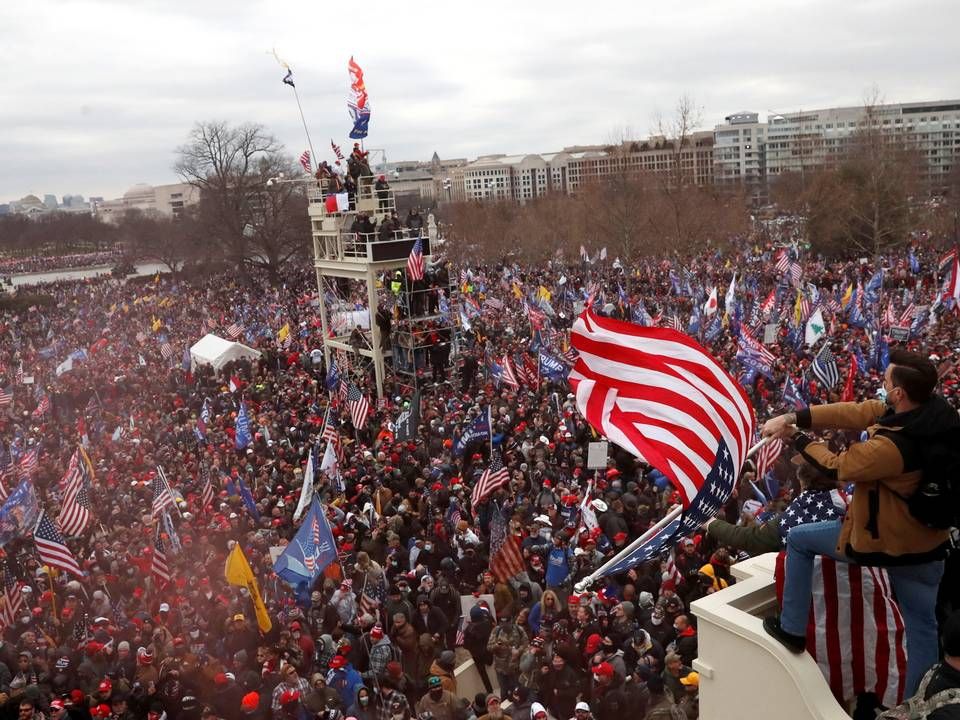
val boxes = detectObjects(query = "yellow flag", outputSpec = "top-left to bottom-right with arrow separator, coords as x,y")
225,544 -> 273,633
841,283 -> 853,309
512,284 -> 522,300
794,290 -> 803,326
277,323 -> 290,343
537,285 -> 552,302
78,445 -> 96,481
151,317 -> 162,332
154,272 -> 160,284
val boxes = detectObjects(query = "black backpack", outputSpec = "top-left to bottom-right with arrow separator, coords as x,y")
904,428 -> 960,530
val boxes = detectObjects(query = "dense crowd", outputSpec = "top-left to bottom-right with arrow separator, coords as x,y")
1,235 -> 959,720
0,251 -> 122,277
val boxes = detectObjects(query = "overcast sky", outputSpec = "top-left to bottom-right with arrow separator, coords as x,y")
3,0 -> 959,203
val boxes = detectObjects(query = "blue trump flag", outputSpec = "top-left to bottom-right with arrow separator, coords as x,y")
0,479 -> 40,548
274,497 -> 338,595
326,357 -> 340,392
453,408 -> 491,457
538,351 -> 569,382
236,475 -> 260,522
235,401 -> 252,450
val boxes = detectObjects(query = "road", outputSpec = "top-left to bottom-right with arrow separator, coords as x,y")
5,261 -> 169,288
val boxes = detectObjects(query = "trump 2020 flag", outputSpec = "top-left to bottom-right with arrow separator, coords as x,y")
453,407 -> 491,457
274,497 -> 338,592
570,307 -> 755,569
235,402 -> 252,450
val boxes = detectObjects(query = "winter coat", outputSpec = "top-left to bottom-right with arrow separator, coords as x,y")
797,398 -> 954,565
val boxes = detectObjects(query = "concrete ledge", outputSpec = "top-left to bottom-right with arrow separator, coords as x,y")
691,553 -> 851,720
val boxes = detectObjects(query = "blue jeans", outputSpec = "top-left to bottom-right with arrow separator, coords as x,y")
781,519 -> 944,695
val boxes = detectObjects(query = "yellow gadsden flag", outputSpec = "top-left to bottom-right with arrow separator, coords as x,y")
224,544 -> 272,633
277,323 -> 290,344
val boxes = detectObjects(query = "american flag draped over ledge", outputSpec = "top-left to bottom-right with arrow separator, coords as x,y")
569,308 -> 755,572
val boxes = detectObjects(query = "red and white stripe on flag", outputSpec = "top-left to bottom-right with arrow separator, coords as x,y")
569,308 -> 754,506
754,437 -> 783,481
774,553 -> 906,708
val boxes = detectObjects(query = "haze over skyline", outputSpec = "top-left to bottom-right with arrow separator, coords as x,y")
3,0 -> 959,202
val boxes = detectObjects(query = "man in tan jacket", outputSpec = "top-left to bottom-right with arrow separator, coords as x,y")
761,348 -> 954,695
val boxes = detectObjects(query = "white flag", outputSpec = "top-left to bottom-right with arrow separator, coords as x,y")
320,440 -> 338,476
725,273 -> 737,311
805,307 -> 827,346
599,247 -> 607,261
703,287 -> 719,316
55,357 -> 74,376
293,448 -> 314,522
335,193 -> 350,212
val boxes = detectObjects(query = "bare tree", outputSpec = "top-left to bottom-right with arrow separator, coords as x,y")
174,121 -> 309,282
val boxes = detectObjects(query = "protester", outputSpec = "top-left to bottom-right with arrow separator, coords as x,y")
0,235 -> 958,720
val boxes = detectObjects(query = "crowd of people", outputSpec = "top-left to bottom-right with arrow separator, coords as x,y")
0,250 -> 122,277
1,233 -> 959,720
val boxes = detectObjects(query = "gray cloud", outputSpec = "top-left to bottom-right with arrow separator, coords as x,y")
2,0 -> 958,201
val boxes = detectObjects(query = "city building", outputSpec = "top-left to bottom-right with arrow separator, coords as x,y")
450,132 -> 715,204
713,112 -> 766,195
715,99 -> 960,200
95,182 -> 199,222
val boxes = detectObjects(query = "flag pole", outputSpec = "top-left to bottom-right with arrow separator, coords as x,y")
290,83 -> 318,171
574,504 -> 683,592
574,436 -> 775,592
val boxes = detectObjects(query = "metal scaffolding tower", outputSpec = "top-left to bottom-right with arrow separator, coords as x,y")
308,178 -> 458,399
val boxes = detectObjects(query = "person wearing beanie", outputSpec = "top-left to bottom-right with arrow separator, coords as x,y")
661,653 -> 694,705
415,676 -> 457,720
487,612 -> 528,696
462,607 -> 494,693
428,650 -> 458,695
477,694 -> 510,720
303,672 -> 343,715
240,691 -> 265,720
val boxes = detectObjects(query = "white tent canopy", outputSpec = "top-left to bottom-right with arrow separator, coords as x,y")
190,333 -> 261,372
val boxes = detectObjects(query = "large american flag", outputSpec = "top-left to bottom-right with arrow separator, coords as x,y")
0,387 -> 12,407
471,450 -> 510,507
226,322 -> 245,340
151,466 -> 176,517
0,563 -> 25,632
774,492 -> 906,708
58,460 -> 92,537
406,237 -> 425,282
498,354 -> 520,388
488,502 -> 525,582
359,573 -> 387,621
200,465 -> 215,514
346,383 -> 370,430
34,511 -> 83,577
570,308 -> 754,508
17,448 -> 39,480
151,524 -> 172,586
321,406 -> 339,443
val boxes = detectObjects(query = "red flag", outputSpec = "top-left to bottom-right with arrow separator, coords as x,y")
841,355 -> 858,402
325,195 -> 338,213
